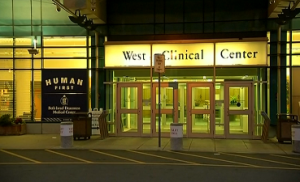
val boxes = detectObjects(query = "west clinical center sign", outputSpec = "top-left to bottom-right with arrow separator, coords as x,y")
105,41 -> 267,67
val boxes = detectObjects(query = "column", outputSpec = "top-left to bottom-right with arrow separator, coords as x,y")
179,85 -> 185,123
270,29 -> 287,125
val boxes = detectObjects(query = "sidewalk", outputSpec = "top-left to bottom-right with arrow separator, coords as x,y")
0,134 -> 296,154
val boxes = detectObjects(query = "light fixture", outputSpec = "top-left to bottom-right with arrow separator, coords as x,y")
68,10 -> 97,31
275,1 -> 300,25
33,39 -> 37,49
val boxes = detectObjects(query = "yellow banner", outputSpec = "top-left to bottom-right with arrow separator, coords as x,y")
105,41 -> 267,67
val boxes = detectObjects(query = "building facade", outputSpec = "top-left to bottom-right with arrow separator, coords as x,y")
0,0 -> 299,139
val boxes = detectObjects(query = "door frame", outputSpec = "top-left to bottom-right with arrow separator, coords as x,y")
186,82 -> 215,138
151,82 -> 178,137
116,83 -> 143,136
224,82 -> 253,138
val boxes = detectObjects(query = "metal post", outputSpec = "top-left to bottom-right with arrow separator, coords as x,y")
277,25 -> 281,114
95,32 -> 99,108
28,45 -> 39,121
31,54 -> 34,121
86,30 -> 90,110
158,72 -> 161,148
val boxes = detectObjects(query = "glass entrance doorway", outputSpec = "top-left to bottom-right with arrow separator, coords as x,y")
187,83 -> 214,137
117,83 -> 143,136
224,83 -> 253,138
152,83 -> 178,137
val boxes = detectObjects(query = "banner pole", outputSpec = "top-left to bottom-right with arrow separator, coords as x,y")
158,72 -> 161,148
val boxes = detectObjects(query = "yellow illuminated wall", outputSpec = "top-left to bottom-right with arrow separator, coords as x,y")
0,37 -> 90,120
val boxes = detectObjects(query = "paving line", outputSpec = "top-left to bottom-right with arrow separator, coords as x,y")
0,149 -> 41,164
0,162 -> 35,165
128,150 -> 199,165
45,149 -> 92,163
0,161 -> 299,170
90,150 -> 144,164
167,150 -> 258,167
271,154 -> 300,161
220,152 -> 300,168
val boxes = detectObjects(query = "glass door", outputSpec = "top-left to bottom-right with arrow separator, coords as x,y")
187,83 -> 214,137
117,83 -> 142,136
224,82 -> 253,138
152,83 -> 178,137
142,83 -> 152,136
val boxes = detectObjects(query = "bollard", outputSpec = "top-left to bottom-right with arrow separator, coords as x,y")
170,123 -> 183,151
292,124 -> 300,153
60,122 -> 73,148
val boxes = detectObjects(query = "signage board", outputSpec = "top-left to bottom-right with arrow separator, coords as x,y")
42,69 -> 88,120
152,43 -> 214,66
215,41 -> 267,65
105,44 -> 151,67
104,41 -> 267,67
170,125 -> 183,138
154,54 -> 165,73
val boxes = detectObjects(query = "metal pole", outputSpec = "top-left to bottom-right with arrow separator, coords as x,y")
31,54 -> 34,121
86,30 -> 90,111
277,25 -> 281,114
158,73 -> 161,148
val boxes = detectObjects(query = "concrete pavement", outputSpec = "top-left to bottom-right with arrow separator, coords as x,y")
0,134 -> 297,154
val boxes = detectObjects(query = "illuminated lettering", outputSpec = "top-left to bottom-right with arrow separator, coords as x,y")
45,79 -> 52,86
162,49 -> 204,60
221,49 -> 258,59
53,78 -> 59,84
123,51 -> 146,60
77,79 -> 83,86
70,78 -> 75,84
61,77 -> 68,83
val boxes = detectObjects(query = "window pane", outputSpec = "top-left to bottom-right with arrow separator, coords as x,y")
43,37 -> 86,47
15,59 -> 31,69
44,59 -> 87,69
0,1 -> 13,25
0,71 -> 13,117
15,48 -> 41,58
32,0 -> 41,25
0,60 -> 13,69
0,48 -> 13,58
13,0 -> 31,25
34,59 -> 41,69
15,70 -> 32,120
15,38 -> 32,46
0,38 -> 13,46
34,70 -> 41,121
44,48 -> 86,58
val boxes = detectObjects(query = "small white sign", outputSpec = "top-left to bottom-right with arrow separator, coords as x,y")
292,127 -> 300,141
60,124 -> 73,137
91,108 -> 102,135
154,54 -> 165,73
170,125 -> 183,138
